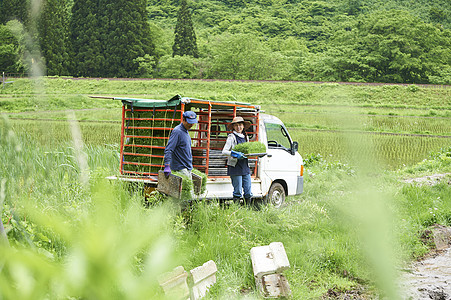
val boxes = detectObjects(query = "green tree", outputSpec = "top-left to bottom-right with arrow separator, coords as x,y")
207,34 -> 290,80
157,55 -> 200,78
354,10 -> 451,83
38,0 -> 70,76
299,10 -> 451,83
0,23 -> 23,73
69,0 -> 107,77
149,22 -> 172,60
172,0 -> 198,58
134,54 -> 156,77
429,7 -> 447,23
0,20 -> 26,73
69,0 -> 155,77
0,0 -> 29,25
103,0 -> 156,77
345,0 -> 362,16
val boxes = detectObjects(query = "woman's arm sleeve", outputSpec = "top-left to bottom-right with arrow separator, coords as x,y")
222,135 -> 233,156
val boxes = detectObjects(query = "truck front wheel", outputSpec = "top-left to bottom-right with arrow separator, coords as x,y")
266,182 -> 285,208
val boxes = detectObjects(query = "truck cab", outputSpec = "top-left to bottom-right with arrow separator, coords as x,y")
107,95 -> 303,207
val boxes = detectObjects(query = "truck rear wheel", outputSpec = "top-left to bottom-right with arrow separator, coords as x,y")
266,182 -> 285,208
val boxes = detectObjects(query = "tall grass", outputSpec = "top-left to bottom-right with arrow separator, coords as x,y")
7,119 -> 120,146
0,117 -> 188,299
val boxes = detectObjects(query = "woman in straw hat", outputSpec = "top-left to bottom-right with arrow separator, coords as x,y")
222,116 -> 253,204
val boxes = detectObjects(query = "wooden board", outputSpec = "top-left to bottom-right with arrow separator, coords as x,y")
192,173 -> 202,196
157,170 -> 183,199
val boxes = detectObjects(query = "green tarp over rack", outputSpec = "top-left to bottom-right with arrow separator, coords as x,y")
117,95 -> 182,108
116,95 -> 256,110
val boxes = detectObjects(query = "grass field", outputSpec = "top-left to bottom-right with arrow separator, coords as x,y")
1,78 -> 451,299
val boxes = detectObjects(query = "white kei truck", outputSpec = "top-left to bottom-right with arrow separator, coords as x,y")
105,95 -> 304,207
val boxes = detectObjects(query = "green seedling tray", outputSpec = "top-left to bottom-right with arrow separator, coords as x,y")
246,153 -> 268,157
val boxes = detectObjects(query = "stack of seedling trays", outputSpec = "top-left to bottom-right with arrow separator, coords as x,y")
192,149 -> 207,169
206,150 -> 228,176
121,105 -> 181,180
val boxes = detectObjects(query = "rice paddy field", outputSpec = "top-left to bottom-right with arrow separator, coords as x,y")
1,78 -> 450,170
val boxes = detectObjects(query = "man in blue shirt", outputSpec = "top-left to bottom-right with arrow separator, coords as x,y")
164,111 -> 198,177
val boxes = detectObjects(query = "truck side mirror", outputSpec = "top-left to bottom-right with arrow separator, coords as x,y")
291,142 -> 298,155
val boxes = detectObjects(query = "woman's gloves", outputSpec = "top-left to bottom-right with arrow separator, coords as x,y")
231,150 -> 246,159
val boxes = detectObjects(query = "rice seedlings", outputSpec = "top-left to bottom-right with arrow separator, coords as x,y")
232,141 -> 266,154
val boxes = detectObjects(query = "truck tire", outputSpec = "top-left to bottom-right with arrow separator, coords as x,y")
266,182 -> 285,208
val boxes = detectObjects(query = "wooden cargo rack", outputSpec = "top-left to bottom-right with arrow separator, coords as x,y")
93,95 -> 261,183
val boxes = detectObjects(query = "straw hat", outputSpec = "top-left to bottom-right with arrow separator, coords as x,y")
227,116 -> 252,130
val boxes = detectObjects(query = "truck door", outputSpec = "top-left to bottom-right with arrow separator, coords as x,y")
263,122 -> 300,193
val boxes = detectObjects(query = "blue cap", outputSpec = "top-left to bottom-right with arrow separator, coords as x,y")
183,111 -> 198,124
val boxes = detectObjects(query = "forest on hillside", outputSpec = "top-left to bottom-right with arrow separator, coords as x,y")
0,0 -> 450,84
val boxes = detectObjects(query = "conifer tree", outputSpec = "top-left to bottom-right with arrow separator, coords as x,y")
69,0 -> 154,77
38,0 -> 70,75
69,0 -> 106,77
0,0 -> 29,25
172,0 -> 198,58
103,0 -> 155,77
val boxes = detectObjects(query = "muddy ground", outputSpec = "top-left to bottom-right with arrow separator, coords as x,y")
325,175 -> 451,300
400,249 -> 451,299
398,175 -> 451,300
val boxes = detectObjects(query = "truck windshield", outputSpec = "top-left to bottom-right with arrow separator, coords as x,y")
265,122 -> 292,150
